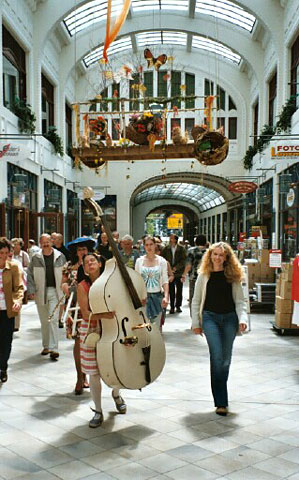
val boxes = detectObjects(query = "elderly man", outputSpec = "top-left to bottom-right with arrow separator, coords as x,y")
27,234 -> 66,360
97,232 -> 113,260
52,233 -> 70,261
120,234 -> 140,269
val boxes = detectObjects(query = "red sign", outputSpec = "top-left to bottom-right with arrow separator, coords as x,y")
228,181 -> 258,193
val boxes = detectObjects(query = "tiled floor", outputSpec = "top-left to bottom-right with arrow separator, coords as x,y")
1,296 -> 299,480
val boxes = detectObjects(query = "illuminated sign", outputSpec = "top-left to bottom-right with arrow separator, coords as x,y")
167,213 -> 183,229
228,181 -> 258,193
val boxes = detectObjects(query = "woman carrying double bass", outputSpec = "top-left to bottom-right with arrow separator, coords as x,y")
77,252 -> 127,428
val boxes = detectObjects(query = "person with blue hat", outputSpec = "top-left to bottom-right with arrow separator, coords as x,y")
62,236 -> 96,394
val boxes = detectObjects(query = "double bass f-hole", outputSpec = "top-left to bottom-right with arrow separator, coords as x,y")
119,317 -> 138,346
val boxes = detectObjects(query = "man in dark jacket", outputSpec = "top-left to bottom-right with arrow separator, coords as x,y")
162,234 -> 186,313
183,234 -> 207,312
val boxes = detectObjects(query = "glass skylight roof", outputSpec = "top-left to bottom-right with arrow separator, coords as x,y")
195,0 -> 256,32
192,35 -> 241,64
64,0 -> 255,37
133,183 -> 225,212
83,36 -> 132,66
137,31 -> 187,47
132,0 -> 188,12
64,0 -> 123,36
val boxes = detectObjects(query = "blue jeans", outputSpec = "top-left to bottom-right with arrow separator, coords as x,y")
202,310 -> 238,407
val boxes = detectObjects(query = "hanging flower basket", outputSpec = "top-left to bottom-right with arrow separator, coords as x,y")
191,125 -> 206,141
89,116 -> 107,136
193,131 -> 229,166
125,113 -> 163,145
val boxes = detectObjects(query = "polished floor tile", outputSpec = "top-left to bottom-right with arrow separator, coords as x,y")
1,299 -> 299,479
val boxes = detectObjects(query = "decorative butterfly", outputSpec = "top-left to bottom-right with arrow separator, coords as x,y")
144,49 -> 167,71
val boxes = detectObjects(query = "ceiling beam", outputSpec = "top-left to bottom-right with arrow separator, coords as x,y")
187,33 -> 193,53
189,0 -> 196,19
130,33 -> 138,54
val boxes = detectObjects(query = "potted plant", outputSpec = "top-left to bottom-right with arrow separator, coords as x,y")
11,97 -> 36,134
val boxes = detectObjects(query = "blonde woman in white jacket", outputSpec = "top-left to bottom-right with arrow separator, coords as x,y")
191,242 -> 247,416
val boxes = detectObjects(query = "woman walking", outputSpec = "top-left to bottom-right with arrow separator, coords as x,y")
135,236 -> 169,327
77,252 -> 126,427
191,242 -> 247,416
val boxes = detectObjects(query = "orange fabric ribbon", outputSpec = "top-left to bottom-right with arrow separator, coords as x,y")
103,0 -> 131,63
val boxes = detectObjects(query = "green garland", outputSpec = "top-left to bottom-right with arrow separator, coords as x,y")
11,97 -> 36,134
243,96 -> 298,170
44,126 -> 64,156
88,94 -> 197,106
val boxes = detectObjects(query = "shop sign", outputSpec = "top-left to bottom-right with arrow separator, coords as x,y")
271,145 -> 299,158
167,213 -> 183,229
286,188 -> 295,207
269,249 -> 282,268
228,181 -> 258,193
0,141 -> 31,159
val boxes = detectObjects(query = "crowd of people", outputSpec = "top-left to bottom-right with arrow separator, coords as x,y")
0,229 -> 248,425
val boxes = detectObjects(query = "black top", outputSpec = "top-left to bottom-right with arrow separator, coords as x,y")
77,264 -> 86,283
43,252 -> 56,287
54,245 -> 70,261
97,243 -> 113,260
204,271 -> 235,314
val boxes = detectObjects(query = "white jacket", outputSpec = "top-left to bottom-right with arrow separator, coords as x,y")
27,249 -> 66,305
191,273 -> 248,331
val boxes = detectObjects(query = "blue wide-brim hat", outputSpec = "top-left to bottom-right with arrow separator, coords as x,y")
66,236 -> 96,252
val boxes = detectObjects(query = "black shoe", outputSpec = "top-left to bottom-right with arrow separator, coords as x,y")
0,370 -> 8,383
58,321 -> 64,328
50,351 -> 59,361
169,309 -> 175,314
176,307 -> 182,313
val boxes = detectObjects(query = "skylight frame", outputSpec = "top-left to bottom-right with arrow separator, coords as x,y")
83,36 -> 132,67
132,0 -> 188,12
195,0 -> 256,33
137,30 -> 187,47
192,35 -> 241,65
133,182 -> 225,212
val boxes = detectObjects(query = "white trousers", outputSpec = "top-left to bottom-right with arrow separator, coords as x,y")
36,287 -> 59,351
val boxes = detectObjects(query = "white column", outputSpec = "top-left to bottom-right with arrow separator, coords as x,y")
273,172 -> 280,249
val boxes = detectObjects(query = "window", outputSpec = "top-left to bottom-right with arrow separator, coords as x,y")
228,117 -> 237,139
111,83 -> 119,112
100,86 -> 108,112
217,85 -> 225,110
228,96 -> 236,110
291,34 -> 299,110
171,71 -> 181,108
253,100 -> 259,146
185,118 -> 195,138
205,79 -> 214,96
158,70 -> 168,97
143,71 -> 153,109
41,73 -> 54,134
268,71 -> 277,127
171,118 -> 181,134
130,73 -> 140,111
112,118 -> 120,140
185,73 -> 195,108
65,103 -> 72,152
2,25 -> 26,110
217,117 -> 225,133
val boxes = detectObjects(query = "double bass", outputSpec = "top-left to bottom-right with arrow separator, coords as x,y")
83,187 -> 166,390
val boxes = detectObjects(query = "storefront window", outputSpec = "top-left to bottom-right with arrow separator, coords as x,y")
279,163 -> 299,260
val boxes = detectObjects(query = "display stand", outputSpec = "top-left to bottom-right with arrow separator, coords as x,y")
242,265 -> 251,331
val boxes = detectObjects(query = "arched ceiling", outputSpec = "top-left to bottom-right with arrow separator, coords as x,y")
133,182 -> 225,213
130,172 -> 239,213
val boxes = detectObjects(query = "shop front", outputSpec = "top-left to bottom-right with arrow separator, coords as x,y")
3,163 -> 38,249
279,163 -> 299,260
66,189 -> 79,242
32,179 -> 64,237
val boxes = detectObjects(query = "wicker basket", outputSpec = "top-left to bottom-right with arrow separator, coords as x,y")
191,125 -> 207,142
125,124 -> 149,145
194,131 -> 229,166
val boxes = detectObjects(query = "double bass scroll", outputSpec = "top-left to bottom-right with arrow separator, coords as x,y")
83,187 -> 166,390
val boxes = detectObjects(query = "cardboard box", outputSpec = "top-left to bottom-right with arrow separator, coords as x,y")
281,270 -> 293,282
259,249 -> 270,265
275,276 -> 281,295
280,281 -> 292,299
275,296 -> 293,314
275,311 -> 292,328
245,261 -> 261,288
